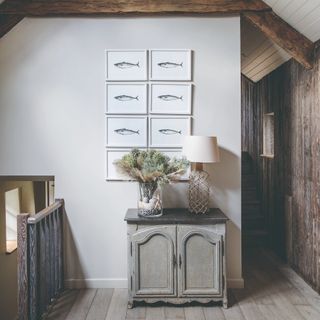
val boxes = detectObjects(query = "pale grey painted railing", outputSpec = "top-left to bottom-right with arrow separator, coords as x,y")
17,199 -> 64,320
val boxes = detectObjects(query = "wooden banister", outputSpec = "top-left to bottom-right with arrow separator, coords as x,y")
27,199 -> 63,224
17,199 -> 65,320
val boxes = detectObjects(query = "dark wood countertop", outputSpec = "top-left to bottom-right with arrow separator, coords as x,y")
124,208 -> 228,225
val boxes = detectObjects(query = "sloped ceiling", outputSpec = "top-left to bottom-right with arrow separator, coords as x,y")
242,0 -> 320,82
264,0 -> 320,42
241,19 -> 291,82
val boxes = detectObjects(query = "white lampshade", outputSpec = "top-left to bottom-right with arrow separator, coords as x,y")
182,136 -> 220,163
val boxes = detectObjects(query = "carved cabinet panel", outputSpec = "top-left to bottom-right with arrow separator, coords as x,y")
131,226 -> 176,297
177,225 -> 222,297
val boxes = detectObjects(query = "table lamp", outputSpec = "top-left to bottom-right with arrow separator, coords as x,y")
182,136 -> 220,214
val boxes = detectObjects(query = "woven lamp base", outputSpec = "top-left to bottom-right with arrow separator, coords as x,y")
188,170 -> 210,214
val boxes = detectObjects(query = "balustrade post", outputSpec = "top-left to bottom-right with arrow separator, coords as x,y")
28,223 -> 39,320
17,213 -> 30,320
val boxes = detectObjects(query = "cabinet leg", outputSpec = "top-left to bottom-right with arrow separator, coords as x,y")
223,299 -> 228,309
128,301 -> 134,309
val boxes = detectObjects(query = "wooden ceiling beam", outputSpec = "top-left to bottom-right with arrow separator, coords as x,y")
0,14 -> 23,38
0,0 -> 271,16
243,11 -> 315,69
0,1 -> 315,71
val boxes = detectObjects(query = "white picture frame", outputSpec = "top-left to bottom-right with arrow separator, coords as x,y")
149,116 -> 191,148
149,83 -> 192,114
105,149 -> 137,181
149,49 -> 192,81
106,50 -> 148,81
106,83 -> 148,114
106,116 -> 148,147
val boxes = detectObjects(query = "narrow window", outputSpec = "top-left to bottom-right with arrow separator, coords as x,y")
5,188 -> 20,253
262,112 -> 274,158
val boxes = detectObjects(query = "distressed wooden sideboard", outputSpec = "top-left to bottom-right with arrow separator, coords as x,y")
124,208 -> 228,308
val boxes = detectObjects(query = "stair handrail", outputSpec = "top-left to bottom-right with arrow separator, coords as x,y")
17,199 -> 65,320
27,199 -> 63,224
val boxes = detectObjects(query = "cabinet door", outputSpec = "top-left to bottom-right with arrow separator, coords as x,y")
177,225 -> 222,296
131,226 -> 176,297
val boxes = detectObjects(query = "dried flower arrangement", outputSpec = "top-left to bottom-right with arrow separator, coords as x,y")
115,149 -> 189,217
114,148 -> 189,185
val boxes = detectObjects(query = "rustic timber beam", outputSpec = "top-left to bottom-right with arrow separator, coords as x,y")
0,14 -> 23,38
243,11 -> 315,69
0,0 -> 271,16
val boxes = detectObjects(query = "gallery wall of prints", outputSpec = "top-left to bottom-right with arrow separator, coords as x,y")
105,49 -> 193,180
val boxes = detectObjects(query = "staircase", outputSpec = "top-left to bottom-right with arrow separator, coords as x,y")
242,152 -> 268,247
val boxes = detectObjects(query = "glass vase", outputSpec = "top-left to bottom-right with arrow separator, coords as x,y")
137,182 -> 163,217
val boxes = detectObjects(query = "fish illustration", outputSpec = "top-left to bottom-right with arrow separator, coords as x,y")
114,128 -> 140,135
114,95 -> 139,101
158,62 -> 183,68
159,129 -> 182,135
114,61 -> 140,69
158,95 -> 183,101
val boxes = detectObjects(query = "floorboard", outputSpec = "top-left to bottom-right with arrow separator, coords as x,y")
65,289 -> 97,320
145,306 -> 165,320
126,305 -> 146,319
44,290 -> 78,320
105,289 -> 128,320
203,306 -> 226,320
184,306 -> 205,320
44,250 -> 320,320
86,289 -> 114,320
164,306 -> 185,319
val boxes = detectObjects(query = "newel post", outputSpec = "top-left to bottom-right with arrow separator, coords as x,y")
17,213 -> 30,320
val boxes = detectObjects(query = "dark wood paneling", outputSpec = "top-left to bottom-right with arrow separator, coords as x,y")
241,42 -> 320,293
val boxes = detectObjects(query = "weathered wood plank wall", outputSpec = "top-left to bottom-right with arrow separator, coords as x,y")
241,41 -> 320,293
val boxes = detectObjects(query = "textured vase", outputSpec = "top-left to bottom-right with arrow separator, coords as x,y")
138,182 -> 163,217
188,170 -> 210,214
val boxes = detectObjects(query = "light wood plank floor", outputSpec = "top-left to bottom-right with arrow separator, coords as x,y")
45,250 -> 320,320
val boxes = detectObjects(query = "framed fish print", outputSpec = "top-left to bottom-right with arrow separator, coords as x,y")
149,50 -> 192,81
106,116 -> 148,147
106,50 -> 148,81
149,116 -> 191,148
106,83 -> 148,114
149,83 -> 192,114
106,149 -> 142,181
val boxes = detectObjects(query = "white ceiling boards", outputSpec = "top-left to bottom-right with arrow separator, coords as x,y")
264,0 -> 320,42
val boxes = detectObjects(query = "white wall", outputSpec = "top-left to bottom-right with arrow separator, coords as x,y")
0,17 -> 242,288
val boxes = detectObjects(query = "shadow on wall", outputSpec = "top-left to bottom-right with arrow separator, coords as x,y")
207,147 -> 242,281
64,213 -> 85,288
206,147 -> 241,212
